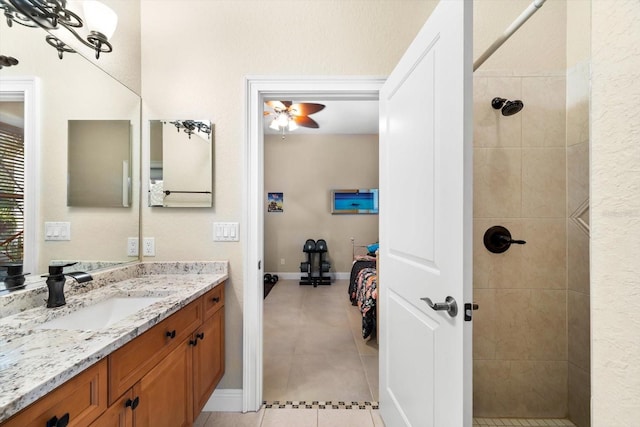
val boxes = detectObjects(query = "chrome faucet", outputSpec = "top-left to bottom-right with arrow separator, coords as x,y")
44,263 -> 93,308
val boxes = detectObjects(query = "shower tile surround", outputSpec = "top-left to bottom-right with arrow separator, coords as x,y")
0,261 -> 228,422
566,60 -> 591,427
473,72 -> 570,418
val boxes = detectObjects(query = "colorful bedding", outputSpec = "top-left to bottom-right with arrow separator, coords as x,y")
349,258 -> 377,339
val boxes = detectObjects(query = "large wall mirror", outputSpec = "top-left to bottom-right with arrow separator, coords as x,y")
0,1 -> 141,293
149,119 -> 213,208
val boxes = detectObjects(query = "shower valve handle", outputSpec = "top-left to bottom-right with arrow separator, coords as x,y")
497,234 -> 526,245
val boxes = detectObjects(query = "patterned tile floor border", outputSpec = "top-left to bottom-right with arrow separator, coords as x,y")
473,418 -> 576,426
263,401 -> 379,410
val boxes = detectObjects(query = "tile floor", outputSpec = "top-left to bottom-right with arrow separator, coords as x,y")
194,279 -> 577,427
262,279 -> 378,402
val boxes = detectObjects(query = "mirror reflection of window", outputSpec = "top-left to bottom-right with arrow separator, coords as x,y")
67,120 -> 132,208
0,104 -> 25,272
148,120 -> 213,208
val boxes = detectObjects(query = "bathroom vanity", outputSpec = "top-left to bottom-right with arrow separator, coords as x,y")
0,262 -> 227,427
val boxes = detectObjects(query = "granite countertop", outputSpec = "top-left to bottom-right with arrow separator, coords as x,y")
0,261 -> 228,422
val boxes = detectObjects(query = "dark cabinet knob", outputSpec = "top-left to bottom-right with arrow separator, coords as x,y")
212,297 -> 220,303
189,332 -> 205,346
126,396 -> 140,410
46,413 -> 69,427
166,330 -> 176,339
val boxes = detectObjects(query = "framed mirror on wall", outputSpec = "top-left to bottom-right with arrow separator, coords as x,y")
149,119 -> 213,208
68,120 -> 132,208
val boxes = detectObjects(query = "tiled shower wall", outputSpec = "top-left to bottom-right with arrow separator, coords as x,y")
473,73 -> 568,418
566,60 -> 590,427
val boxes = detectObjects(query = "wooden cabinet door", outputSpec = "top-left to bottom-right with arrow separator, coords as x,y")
108,299 -> 202,405
1,359 -> 108,427
193,306 -> 225,417
89,390 -> 133,427
134,341 -> 193,427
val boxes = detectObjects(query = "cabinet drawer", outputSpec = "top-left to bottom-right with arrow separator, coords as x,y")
203,283 -> 224,319
1,359 -> 107,427
108,299 -> 202,405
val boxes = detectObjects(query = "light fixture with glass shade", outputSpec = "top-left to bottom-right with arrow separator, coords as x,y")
264,101 -> 324,139
0,0 -> 118,59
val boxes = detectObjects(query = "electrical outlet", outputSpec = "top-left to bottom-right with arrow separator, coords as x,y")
127,237 -> 139,257
280,258 -> 285,265
143,237 -> 155,256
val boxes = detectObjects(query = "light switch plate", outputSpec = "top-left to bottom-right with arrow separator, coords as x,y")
44,222 -> 71,241
213,222 -> 239,242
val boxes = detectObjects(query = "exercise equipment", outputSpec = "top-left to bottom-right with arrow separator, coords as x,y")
264,273 -> 279,285
299,238 -> 331,286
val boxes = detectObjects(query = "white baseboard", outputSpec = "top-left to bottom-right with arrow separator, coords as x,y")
203,388 -> 243,412
265,272 -> 350,281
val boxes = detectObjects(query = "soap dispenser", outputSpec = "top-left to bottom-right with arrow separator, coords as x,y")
0,263 -> 29,290
44,262 -> 93,308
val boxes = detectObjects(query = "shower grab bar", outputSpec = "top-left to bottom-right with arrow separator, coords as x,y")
473,0 -> 547,71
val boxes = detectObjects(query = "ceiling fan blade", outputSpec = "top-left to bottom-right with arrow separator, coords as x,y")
281,101 -> 293,108
265,100 -> 287,110
293,116 -> 319,128
263,111 -> 271,116
290,103 -> 325,116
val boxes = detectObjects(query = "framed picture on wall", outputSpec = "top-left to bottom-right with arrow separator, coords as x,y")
267,192 -> 283,212
331,189 -> 379,214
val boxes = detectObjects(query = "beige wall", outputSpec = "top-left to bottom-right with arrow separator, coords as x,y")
140,0 -> 438,390
264,134 -> 378,274
591,1 -> 640,426
473,0 -> 567,73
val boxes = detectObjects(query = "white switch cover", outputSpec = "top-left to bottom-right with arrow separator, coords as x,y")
213,222 -> 239,242
44,222 -> 71,241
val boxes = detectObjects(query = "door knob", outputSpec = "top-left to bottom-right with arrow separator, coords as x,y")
421,296 -> 458,317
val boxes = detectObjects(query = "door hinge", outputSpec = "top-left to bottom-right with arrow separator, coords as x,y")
464,303 -> 479,321
258,260 -> 261,270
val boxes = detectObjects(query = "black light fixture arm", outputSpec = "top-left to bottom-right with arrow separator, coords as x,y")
1,0 -> 114,59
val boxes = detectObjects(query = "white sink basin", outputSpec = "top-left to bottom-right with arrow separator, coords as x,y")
36,297 -> 164,331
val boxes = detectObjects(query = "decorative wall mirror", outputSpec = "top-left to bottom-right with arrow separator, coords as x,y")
149,119 -> 213,208
0,2 -> 141,294
68,119 -> 132,207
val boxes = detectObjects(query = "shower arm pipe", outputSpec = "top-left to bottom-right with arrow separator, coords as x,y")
473,0 -> 547,72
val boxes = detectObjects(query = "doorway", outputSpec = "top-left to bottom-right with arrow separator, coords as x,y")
242,77 -> 385,412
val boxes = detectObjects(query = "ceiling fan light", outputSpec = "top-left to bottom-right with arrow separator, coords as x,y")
269,119 -> 280,131
83,1 -> 118,40
288,120 -> 298,131
276,113 -> 289,128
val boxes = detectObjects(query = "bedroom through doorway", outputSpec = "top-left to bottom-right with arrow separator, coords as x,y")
262,98 -> 380,405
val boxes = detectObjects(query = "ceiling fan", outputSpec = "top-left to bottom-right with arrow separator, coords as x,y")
264,101 -> 325,137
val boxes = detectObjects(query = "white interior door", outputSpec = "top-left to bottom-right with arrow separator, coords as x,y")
378,1 -> 473,426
